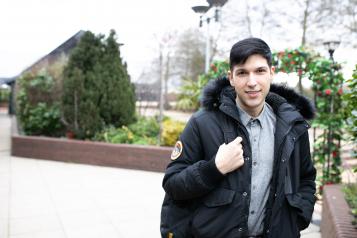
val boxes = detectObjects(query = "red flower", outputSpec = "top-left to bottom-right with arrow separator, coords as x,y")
338,88 -> 343,95
319,185 -> 323,193
325,89 -> 332,95
210,64 -> 217,72
332,151 -> 338,158
291,61 -> 296,65
298,69 -> 303,76
288,54 -> 292,58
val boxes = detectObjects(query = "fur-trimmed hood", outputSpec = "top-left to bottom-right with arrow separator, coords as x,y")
201,76 -> 315,120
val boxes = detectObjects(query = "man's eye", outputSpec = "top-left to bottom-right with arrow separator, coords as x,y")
257,69 -> 266,73
237,71 -> 246,76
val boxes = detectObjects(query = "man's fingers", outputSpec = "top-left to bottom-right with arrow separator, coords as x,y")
232,136 -> 242,145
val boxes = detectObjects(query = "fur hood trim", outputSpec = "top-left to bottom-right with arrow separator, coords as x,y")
200,76 -> 315,120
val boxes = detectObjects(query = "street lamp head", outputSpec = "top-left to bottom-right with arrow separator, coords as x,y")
323,40 -> 341,61
207,0 -> 228,7
192,5 -> 210,14
323,40 -> 341,52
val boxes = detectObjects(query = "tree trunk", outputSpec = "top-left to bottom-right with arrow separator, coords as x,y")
301,0 -> 310,46
164,54 -> 170,110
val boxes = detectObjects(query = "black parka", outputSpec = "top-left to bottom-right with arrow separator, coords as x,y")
161,77 -> 316,238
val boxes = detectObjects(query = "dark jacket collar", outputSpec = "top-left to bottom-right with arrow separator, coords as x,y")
201,76 -> 315,120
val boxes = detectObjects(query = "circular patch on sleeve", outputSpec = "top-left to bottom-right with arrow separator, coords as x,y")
171,141 -> 183,160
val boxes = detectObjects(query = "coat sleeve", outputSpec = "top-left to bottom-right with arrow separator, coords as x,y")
296,131 -> 317,230
162,115 -> 225,201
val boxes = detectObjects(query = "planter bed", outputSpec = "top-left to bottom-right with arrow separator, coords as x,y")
321,184 -> 357,238
11,135 -> 171,173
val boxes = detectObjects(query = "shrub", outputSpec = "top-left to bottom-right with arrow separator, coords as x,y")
17,73 -> 63,136
94,116 -> 185,146
343,183 -> 357,228
0,87 -> 10,103
128,116 -> 160,138
176,61 -> 229,111
342,65 -> 357,152
161,118 -> 185,146
62,30 -> 135,139
94,116 -> 159,145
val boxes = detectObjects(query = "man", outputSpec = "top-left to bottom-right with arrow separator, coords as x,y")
160,38 -> 316,238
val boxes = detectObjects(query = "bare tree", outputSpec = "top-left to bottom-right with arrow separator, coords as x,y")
337,0 -> 357,46
224,0 -> 277,36
172,28 -> 206,81
221,0 -> 357,47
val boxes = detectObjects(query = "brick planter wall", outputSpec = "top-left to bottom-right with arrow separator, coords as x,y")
321,184 -> 357,238
11,135 -> 172,173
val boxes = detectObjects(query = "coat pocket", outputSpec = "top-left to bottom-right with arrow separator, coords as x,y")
203,187 -> 235,207
285,193 -> 311,230
192,188 -> 239,238
270,194 -> 300,238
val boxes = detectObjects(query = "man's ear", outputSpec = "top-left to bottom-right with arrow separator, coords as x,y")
227,70 -> 234,86
270,66 -> 275,83
270,66 -> 275,76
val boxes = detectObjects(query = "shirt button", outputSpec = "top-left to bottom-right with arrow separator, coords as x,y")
253,185 -> 256,190
243,192 -> 248,196
238,227 -> 243,232
251,210 -> 255,214
281,159 -> 285,163
253,161 -> 257,166
245,156 -> 250,161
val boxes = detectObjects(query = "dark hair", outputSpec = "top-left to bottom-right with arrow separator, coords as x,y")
229,37 -> 272,69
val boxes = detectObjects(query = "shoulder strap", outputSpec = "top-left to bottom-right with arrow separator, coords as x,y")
217,112 -> 236,144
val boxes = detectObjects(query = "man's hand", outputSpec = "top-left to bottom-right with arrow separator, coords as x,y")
215,137 -> 244,175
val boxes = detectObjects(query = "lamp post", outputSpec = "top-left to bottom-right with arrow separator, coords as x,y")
322,40 -> 340,182
323,40 -> 340,62
192,0 -> 227,73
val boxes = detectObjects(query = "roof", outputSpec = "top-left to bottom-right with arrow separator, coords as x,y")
0,30 -> 85,85
0,77 -> 17,85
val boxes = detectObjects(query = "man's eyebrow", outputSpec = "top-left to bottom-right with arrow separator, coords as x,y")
235,66 -> 268,71
256,66 -> 269,70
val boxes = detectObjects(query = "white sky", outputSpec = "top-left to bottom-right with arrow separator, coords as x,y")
1,0 -> 356,84
0,0 -> 199,80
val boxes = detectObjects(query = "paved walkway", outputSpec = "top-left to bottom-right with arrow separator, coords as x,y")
0,110 -> 321,238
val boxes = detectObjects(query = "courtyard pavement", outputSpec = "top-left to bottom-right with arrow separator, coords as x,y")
0,109 -> 321,238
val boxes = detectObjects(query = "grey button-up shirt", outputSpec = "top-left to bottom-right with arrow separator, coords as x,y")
237,103 -> 276,236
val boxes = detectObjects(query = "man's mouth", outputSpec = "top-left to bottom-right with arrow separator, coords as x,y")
246,90 -> 261,97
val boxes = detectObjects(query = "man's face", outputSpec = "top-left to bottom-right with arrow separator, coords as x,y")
228,54 -> 274,117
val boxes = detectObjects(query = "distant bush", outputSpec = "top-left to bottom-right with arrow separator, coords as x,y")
17,72 -> 63,136
161,118 -> 185,146
176,61 -> 229,111
94,116 -> 185,146
129,116 -> 160,138
0,88 -> 10,103
342,65 -> 357,151
94,116 -> 159,145
343,183 -> 357,228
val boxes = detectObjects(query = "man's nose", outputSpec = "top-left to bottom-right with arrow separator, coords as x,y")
247,73 -> 257,86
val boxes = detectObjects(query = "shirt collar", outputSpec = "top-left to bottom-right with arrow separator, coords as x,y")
237,103 -> 267,128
